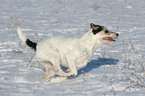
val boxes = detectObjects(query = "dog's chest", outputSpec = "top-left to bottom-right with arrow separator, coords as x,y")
59,47 -> 91,68
75,48 -> 90,68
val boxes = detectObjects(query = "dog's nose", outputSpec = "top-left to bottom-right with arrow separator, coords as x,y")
116,33 -> 119,36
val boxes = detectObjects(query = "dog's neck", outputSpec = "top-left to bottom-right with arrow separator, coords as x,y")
80,29 -> 103,52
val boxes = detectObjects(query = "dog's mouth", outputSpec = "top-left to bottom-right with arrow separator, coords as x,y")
103,37 -> 115,42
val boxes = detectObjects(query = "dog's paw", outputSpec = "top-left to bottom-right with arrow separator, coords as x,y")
65,70 -> 70,73
50,77 -> 67,82
67,74 -> 75,78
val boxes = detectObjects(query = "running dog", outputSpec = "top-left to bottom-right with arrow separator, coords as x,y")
17,23 -> 119,82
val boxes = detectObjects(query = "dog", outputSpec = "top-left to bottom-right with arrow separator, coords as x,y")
17,23 -> 119,82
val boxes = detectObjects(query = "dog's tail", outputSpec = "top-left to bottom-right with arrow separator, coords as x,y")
17,27 -> 37,51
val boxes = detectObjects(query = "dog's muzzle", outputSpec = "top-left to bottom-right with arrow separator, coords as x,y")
103,33 -> 119,42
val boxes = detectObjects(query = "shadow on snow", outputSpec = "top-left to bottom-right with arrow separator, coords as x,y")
42,57 -> 119,78
75,58 -> 119,78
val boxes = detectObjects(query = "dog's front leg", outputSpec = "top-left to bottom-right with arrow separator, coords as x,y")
68,65 -> 77,77
54,61 -> 77,77
52,54 -> 77,77
54,64 -> 75,77
67,58 -> 78,77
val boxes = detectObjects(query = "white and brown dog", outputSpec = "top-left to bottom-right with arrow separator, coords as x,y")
17,23 -> 119,82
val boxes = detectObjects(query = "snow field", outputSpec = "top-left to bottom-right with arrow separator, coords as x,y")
0,0 -> 145,96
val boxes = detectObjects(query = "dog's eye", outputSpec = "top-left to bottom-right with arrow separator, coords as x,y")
105,30 -> 109,33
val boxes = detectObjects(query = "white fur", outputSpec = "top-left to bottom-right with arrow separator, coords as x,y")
17,27 -> 118,83
36,29 -> 104,82
17,27 -> 26,43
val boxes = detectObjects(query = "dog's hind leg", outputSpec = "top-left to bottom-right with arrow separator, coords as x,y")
41,61 -> 69,82
50,56 -> 75,77
54,64 -> 73,77
49,76 -> 68,82
41,61 -> 55,82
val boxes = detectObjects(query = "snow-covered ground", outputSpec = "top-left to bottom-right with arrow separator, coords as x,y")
0,0 -> 145,96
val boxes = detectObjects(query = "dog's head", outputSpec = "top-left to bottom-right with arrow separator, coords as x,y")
90,23 -> 119,43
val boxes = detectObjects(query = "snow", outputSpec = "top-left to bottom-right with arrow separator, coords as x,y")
0,0 -> 145,96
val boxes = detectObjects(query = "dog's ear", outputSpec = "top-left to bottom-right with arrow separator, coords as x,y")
90,23 -> 103,35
